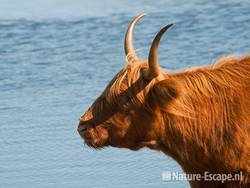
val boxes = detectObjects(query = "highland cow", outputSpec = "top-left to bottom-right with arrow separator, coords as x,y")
78,13 -> 250,188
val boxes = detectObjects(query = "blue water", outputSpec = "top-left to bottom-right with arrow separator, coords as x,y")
1,1 -> 250,188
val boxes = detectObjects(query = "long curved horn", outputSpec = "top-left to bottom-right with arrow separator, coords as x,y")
124,13 -> 147,61
143,23 -> 174,80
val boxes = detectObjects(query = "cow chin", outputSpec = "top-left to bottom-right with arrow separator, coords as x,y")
82,126 -> 109,149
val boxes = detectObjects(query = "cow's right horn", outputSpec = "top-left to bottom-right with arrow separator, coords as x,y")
143,23 -> 174,80
124,13 -> 147,61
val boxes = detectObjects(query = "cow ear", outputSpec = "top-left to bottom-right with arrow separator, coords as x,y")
147,78 -> 179,109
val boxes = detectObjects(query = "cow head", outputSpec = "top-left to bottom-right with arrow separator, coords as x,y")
78,13 -> 177,151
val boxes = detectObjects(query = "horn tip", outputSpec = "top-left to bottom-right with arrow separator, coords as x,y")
167,23 -> 175,28
137,12 -> 147,18
170,22 -> 175,26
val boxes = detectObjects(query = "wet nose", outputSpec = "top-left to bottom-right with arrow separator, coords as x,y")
78,125 -> 87,132
78,123 -> 89,139
77,121 -> 89,133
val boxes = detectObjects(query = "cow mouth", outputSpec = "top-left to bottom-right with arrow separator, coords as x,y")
79,126 -> 109,149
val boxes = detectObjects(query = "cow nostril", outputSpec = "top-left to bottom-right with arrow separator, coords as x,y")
78,123 -> 88,132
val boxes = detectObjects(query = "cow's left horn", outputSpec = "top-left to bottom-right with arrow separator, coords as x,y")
143,23 -> 174,80
124,13 -> 147,61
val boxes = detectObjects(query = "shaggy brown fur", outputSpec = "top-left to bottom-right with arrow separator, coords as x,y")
78,55 -> 250,188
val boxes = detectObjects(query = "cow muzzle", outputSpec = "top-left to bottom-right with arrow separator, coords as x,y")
78,120 -> 93,139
